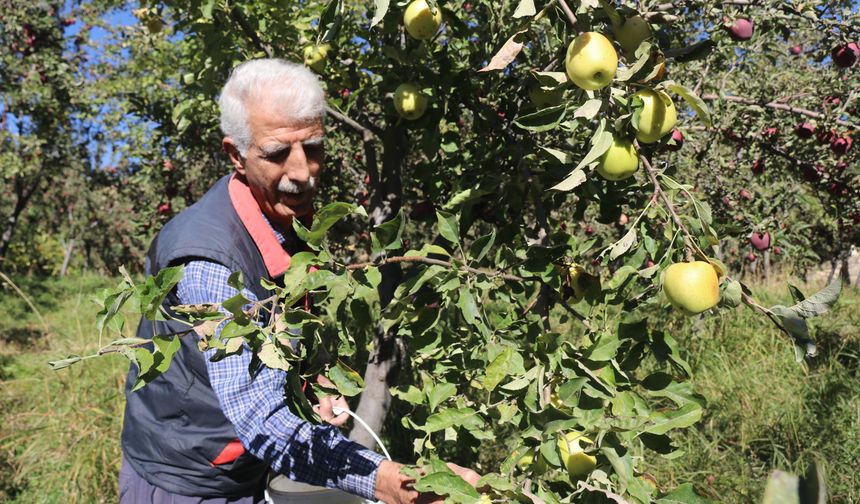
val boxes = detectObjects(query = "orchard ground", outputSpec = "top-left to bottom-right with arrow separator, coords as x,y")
0,272 -> 857,503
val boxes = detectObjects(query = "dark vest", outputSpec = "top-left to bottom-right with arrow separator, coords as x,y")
121,174 -> 288,497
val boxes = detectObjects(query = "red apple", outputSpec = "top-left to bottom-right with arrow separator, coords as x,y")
739,188 -> 753,200
750,231 -> 770,251
774,246 -> 782,255
157,202 -> 171,215
664,128 -> 684,151
816,128 -> 836,145
584,225 -> 594,236
724,18 -> 754,41
646,259 -> 655,268
831,42 -> 859,68
761,127 -> 779,138
795,123 -> 814,138
789,45 -> 802,55
747,251 -> 757,262
752,158 -> 764,175
163,159 -> 174,172
828,182 -> 848,196
824,95 -> 842,106
831,136 -> 853,156
618,213 -> 629,226
836,161 -> 848,171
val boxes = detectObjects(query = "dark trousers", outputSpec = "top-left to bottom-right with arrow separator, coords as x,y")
119,456 -> 266,504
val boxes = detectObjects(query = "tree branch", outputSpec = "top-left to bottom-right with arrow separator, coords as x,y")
345,255 -> 524,282
557,0 -> 577,27
702,93 -> 860,129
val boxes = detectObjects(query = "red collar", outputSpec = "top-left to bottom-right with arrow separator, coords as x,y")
227,173 -> 309,278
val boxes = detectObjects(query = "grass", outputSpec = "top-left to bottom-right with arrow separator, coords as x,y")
0,273 -> 857,502
0,274 -> 131,503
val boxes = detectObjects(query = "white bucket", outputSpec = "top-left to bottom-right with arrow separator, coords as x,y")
265,474 -> 365,504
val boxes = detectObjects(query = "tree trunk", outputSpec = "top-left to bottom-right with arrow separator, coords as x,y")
349,126 -> 406,450
763,250 -> 770,281
60,238 -> 75,277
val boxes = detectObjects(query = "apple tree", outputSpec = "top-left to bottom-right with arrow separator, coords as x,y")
51,0 -> 855,502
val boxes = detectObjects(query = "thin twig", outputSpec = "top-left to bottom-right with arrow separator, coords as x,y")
557,0 -> 577,26
702,93 -> 860,129
345,255 -> 523,282
0,271 -> 51,337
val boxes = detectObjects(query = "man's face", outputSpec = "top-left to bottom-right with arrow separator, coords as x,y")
225,91 -> 325,228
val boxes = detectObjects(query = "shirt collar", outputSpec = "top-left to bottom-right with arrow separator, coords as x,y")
227,172 -> 310,278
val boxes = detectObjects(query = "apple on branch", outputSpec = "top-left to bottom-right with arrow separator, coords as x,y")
611,14 -> 651,55
632,89 -> 677,143
403,0 -> 442,40
303,44 -> 330,73
393,83 -> 429,120
565,32 -> 617,91
596,134 -> 639,180
662,261 -> 721,315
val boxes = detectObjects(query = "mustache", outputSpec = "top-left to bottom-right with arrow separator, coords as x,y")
277,176 -> 317,195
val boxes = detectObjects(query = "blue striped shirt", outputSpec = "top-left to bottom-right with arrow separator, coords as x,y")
174,219 -> 383,500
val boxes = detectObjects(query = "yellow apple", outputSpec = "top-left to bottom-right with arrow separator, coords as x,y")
612,15 -> 651,54
567,264 -> 601,302
303,44 -> 330,73
565,32 -> 618,91
528,85 -> 564,107
596,134 -> 639,180
633,89 -> 677,143
663,261 -> 720,315
394,83 -> 429,120
403,0 -> 442,40
557,431 -> 597,478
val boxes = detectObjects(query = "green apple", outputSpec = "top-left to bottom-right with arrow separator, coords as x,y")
663,261 -> 720,315
557,431 -> 597,478
612,15 -> 651,54
303,44 -> 330,73
565,32 -> 618,91
403,0 -> 442,40
394,83 -> 429,120
596,134 -> 639,180
633,89 -> 677,143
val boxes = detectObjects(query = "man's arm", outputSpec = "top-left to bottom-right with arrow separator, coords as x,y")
176,259 -> 384,499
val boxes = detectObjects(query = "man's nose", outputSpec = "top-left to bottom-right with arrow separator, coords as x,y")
285,143 -> 310,184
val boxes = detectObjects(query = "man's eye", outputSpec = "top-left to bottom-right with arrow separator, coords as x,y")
265,150 -> 290,162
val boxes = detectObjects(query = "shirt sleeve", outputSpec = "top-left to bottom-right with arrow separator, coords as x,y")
176,259 -> 385,500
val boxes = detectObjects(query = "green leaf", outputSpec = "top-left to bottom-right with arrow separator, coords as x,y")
644,402 -> 703,435
575,127 -> 613,171
369,0 -> 389,26
609,228 -> 637,260
421,407 -> 484,433
484,346 -> 525,391
513,104 -> 566,132
664,82 -> 712,127
436,210 -> 460,244
573,99 -> 602,120
469,230 -> 496,262
428,382 -> 457,411
443,188 -> 489,210
328,360 -> 364,397
152,335 -> 180,373
48,355 -> 83,370
413,470 -> 480,502
790,277 -> 841,318
550,168 -> 587,192
541,146 -> 575,164
372,209 -> 405,253
306,202 -> 357,247
457,288 -> 479,326
513,0 -> 536,17
227,271 -> 244,291
258,341 -> 290,372
585,331 -> 621,361
721,279 -> 742,307
657,483 -> 716,503
317,0 -> 343,44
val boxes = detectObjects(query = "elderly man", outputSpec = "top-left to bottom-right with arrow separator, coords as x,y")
119,59 -> 478,503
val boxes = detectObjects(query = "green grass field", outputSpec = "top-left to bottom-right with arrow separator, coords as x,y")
0,273 -> 857,503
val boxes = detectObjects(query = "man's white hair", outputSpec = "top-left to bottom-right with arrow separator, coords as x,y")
219,58 -> 326,157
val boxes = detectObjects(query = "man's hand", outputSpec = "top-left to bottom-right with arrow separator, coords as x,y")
374,460 -> 482,504
311,375 -> 350,427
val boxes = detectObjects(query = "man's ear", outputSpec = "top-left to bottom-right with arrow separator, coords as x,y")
222,137 -> 246,175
